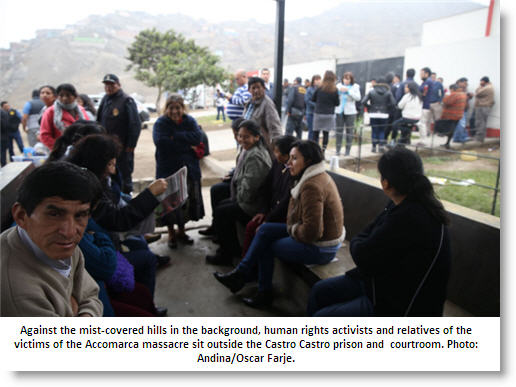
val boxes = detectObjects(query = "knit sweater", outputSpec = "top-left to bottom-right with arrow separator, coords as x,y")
1,227 -> 103,317
287,161 -> 345,246
226,84 -> 252,120
441,91 -> 468,121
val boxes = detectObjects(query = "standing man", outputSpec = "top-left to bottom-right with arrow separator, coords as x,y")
260,68 -> 274,99
1,101 -> 24,160
226,69 -> 252,121
473,76 -> 495,143
242,77 -> 282,145
285,77 -> 306,139
97,74 -> 141,194
417,67 -> 442,145
22,89 -> 45,147
1,161 -> 103,316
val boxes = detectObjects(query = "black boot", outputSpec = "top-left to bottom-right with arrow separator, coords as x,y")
199,226 -> 215,236
242,290 -> 273,308
213,269 -> 245,293
206,252 -> 233,266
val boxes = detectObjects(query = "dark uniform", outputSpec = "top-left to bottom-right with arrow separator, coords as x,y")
1,109 -> 9,166
97,89 -> 141,194
6,108 -> 23,159
285,82 -> 306,139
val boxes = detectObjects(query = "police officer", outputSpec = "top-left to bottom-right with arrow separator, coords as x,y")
97,74 -> 141,194
285,77 -> 306,139
1,101 -> 24,161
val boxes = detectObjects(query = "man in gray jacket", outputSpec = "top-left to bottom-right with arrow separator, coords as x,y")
242,77 -> 282,145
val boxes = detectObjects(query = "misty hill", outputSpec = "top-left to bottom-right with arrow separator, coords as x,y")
1,2 -> 483,108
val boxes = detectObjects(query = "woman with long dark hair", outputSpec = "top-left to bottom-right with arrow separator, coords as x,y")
391,81 -> 423,145
311,70 -> 340,154
77,94 -> 97,120
47,120 -> 105,162
67,134 -> 169,303
213,140 -> 345,308
308,146 -> 451,317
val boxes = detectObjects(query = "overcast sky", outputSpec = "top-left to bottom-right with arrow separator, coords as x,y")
0,0 -> 491,49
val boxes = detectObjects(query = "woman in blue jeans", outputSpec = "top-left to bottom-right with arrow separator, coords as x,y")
307,147 -> 451,317
213,140 -> 345,308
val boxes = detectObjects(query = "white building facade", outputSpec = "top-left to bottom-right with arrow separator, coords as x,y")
403,0 -> 500,134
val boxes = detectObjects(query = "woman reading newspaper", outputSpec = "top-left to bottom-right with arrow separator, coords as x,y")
153,94 -> 205,249
67,134 -> 170,315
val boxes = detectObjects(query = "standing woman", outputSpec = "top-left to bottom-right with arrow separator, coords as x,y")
335,72 -> 361,156
38,85 -> 57,114
311,70 -> 340,155
78,94 -> 97,121
153,94 -> 205,248
308,147 -> 451,317
304,74 -> 321,141
39,83 -> 89,150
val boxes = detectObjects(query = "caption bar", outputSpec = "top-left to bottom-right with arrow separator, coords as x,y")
1,317 -> 500,371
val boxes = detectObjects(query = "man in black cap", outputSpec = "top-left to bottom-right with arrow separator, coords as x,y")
97,74 -> 141,194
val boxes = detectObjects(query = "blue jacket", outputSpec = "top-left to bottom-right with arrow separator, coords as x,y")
304,86 -> 317,115
153,114 -> 202,180
419,78 -> 442,109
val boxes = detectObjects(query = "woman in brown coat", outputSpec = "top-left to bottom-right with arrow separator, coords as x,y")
213,140 -> 345,308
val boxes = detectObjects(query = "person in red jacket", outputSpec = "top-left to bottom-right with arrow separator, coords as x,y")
435,84 -> 467,149
39,83 -> 89,150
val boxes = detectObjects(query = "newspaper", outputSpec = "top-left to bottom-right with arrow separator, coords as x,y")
154,166 -> 189,218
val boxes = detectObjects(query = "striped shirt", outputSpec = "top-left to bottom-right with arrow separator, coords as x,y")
227,84 -> 252,120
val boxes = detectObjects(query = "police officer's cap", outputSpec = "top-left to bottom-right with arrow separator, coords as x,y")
102,74 -> 120,84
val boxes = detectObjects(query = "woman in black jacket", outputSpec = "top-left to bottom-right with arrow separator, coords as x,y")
362,78 -> 396,153
308,146 -> 451,317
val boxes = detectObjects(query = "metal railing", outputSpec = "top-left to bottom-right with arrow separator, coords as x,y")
328,122 -> 501,216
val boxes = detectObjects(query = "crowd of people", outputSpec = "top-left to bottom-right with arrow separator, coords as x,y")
0,64 -> 493,318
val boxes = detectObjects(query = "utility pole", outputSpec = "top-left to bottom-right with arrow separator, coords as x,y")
272,0 -> 285,115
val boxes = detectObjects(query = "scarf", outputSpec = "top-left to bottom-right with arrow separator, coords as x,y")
53,100 -> 86,133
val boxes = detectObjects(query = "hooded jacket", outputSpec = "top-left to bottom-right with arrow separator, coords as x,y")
361,84 -> 396,116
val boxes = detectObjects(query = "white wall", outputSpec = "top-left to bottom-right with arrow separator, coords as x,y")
404,34 -> 500,130
422,8 -> 488,47
269,59 -> 336,84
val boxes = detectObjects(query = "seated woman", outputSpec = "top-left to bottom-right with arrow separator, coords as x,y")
391,81 -> 422,145
66,134 -> 168,300
241,135 -> 297,258
153,93 -> 205,248
206,119 -> 272,265
307,146 -> 451,317
214,140 -> 345,307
